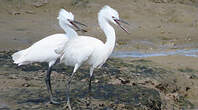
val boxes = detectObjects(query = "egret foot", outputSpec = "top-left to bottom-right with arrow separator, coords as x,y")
66,100 -> 72,110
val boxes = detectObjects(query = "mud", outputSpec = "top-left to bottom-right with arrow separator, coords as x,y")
0,50 -> 197,110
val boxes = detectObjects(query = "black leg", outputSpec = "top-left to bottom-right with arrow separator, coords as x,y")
88,67 -> 94,94
45,66 -> 60,104
86,67 -> 94,108
88,75 -> 94,94
87,74 -> 94,108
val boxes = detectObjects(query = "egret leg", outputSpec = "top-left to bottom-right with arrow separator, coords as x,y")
87,67 -> 94,108
45,65 -> 60,104
88,67 -> 94,93
65,64 -> 80,110
65,73 -> 74,110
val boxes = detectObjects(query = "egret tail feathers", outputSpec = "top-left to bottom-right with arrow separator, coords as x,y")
12,50 -> 25,62
12,49 -> 29,66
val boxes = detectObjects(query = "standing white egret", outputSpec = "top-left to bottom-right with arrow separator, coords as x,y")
57,5 -> 128,108
12,9 -> 86,104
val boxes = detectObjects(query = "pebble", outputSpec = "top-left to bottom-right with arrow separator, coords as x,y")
118,77 -> 130,84
22,83 -> 30,87
94,79 -> 99,83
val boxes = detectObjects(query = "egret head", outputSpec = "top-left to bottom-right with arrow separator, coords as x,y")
99,5 -> 119,24
98,5 -> 129,33
57,9 -> 87,32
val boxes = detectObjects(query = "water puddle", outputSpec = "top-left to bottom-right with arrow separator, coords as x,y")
112,49 -> 198,58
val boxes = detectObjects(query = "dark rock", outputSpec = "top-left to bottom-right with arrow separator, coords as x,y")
185,87 -> 190,91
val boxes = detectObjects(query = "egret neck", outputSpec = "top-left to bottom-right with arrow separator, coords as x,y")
98,16 -> 116,56
59,20 -> 78,38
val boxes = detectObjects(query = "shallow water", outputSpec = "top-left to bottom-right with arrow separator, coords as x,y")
112,49 -> 198,58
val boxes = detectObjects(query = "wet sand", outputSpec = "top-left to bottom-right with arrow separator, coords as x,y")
0,0 -> 198,109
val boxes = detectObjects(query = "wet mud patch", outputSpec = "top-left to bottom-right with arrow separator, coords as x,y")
0,88 -> 65,109
0,82 -> 161,110
0,50 -> 195,109
85,84 -> 161,110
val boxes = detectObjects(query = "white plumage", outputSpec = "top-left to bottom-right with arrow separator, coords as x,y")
59,5 -> 121,71
60,36 -> 104,67
12,9 -> 78,67
11,9 -> 83,104
12,34 -> 67,66
57,5 -> 128,108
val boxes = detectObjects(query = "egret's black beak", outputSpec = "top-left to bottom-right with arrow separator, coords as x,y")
114,18 -> 129,33
73,20 -> 87,27
69,20 -> 87,32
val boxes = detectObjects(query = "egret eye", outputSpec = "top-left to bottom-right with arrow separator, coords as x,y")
112,16 -> 115,19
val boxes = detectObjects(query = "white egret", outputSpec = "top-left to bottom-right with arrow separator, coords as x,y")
57,5 -> 128,108
12,9 -> 86,104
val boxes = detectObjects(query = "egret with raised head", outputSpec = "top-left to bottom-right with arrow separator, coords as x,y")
12,9 -> 86,104
56,5 -> 129,109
